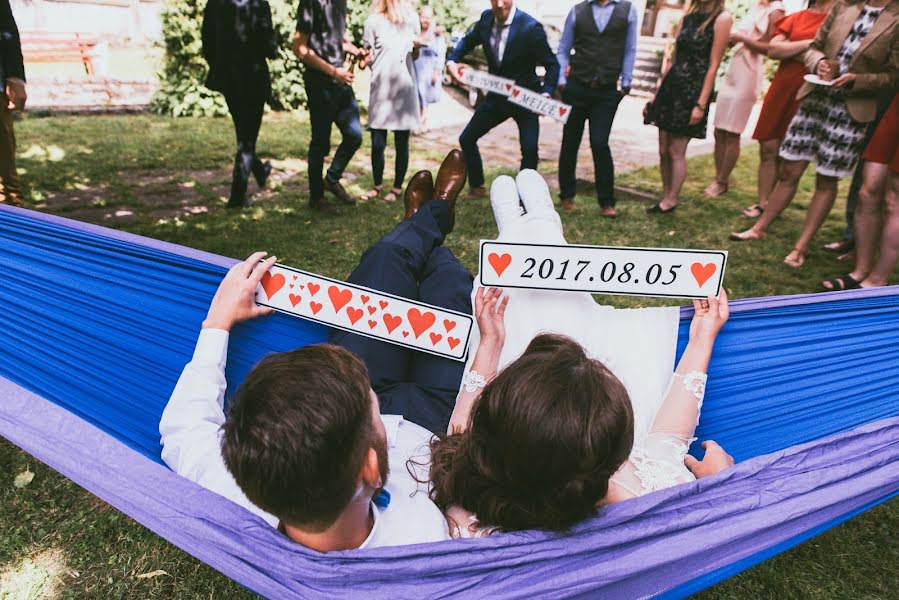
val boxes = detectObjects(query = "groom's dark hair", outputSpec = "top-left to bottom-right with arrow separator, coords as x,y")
221,344 -> 374,531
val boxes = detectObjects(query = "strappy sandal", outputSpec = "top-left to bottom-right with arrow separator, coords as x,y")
360,186 -> 382,202
742,204 -> 764,218
821,273 -> 862,292
383,187 -> 403,203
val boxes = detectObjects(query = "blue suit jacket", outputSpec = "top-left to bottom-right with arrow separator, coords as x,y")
449,9 -> 559,96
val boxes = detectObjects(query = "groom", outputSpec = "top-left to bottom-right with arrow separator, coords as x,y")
160,151 -> 470,552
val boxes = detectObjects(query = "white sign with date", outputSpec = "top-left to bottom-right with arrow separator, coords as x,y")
479,241 -> 727,299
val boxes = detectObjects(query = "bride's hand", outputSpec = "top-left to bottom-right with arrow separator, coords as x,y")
475,287 -> 509,348
689,288 -> 729,345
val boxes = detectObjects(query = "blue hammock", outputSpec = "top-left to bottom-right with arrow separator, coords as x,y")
1,204 -> 898,599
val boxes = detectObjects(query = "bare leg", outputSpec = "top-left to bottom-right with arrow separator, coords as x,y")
785,173 -> 839,267
863,172 -> 899,287
849,162 -> 889,280
755,139 -> 781,211
661,134 -> 690,209
659,129 -> 672,200
732,159 -> 808,240
705,128 -> 726,196
706,129 -> 738,196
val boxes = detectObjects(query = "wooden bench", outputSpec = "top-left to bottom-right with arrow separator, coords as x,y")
21,32 -> 97,76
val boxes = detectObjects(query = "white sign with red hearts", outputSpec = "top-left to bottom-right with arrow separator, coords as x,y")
457,65 -> 516,96
507,86 -> 572,124
255,264 -> 474,361
479,241 -> 727,299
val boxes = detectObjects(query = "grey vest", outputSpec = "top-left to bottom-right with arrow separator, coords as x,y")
568,0 -> 631,86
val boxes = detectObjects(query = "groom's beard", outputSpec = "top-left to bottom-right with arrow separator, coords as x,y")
375,429 -> 390,487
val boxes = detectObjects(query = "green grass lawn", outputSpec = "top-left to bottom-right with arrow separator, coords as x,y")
1,112 -> 897,599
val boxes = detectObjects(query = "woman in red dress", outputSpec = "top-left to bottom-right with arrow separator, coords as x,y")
742,0 -> 835,218
822,93 -> 899,290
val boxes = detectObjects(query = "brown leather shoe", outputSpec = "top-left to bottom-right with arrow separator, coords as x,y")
404,170 -> 434,220
309,195 -> 337,215
323,178 -> 356,205
433,149 -> 467,209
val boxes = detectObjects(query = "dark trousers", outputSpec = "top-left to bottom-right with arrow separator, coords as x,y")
371,129 -> 411,190
225,87 -> 267,202
329,201 -> 473,434
0,93 -> 22,205
305,71 -> 363,199
459,95 -> 539,189
559,81 -> 623,207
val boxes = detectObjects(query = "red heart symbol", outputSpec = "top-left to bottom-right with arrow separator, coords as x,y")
443,319 -> 457,333
289,294 -> 302,307
559,107 -> 568,117
328,285 -> 353,313
505,83 -> 512,91
310,302 -> 323,315
361,295 -> 370,304
289,284 -> 294,289
691,263 -> 717,288
368,319 -> 377,330
430,332 -> 443,346
379,300 -> 389,310
383,313 -> 402,334
458,66 -> 466,77
402,331 -> 409,338
367,306 -> 377,315
346,306 -> 364,325
407,308 -> 437,339
448,337 -> 461,350
260,272 -> 286,299
299,284 -> 305,289
307,282 -> 320,296
488,253 -> 512,278
292,275 -> 298,280
512,88 -> 521,98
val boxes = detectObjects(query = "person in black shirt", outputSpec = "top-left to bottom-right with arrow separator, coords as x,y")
202,0 -> 278,209
0,0 -> 26,207
293,0 -> 367,213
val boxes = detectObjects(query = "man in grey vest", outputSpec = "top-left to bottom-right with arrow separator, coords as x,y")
556,0 -> 638,218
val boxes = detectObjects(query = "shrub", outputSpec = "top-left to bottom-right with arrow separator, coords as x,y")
152,0 -> 471,117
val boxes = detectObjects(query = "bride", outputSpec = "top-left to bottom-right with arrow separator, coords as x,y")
425,170 -> 734,537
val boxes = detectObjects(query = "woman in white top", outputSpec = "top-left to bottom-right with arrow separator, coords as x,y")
423,171 -> 733,538
360,0 -> 421,203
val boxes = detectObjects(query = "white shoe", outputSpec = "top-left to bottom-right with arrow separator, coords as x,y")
490,175 -> 524,234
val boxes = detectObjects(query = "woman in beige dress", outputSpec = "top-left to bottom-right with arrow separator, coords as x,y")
704,0 -> 785,197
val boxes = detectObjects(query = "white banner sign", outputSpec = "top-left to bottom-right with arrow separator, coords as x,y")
457,65 -> 515,96
478,241 -> 727,299
508,85 -> 571,124
255,264 -> 474,361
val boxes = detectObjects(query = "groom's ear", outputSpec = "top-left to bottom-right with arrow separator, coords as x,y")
360,447 -> 382,488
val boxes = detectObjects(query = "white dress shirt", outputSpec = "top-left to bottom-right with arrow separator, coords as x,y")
159,328 -> 450,549
490,5 -> 517,64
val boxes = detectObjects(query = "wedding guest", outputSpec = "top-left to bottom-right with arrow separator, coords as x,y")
704,0 -> 785,198
202,0 -> 278,209
359,0 -> 421,203
743,0 -> 834,219
822,93 -> 899,289
0,0 -> 26,207
446,0 -> 559,199
732,0 -> 899,269
644,0 -> 733,213
414,6 -> 446,133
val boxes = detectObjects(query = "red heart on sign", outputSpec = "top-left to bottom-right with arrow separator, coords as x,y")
488,253 -> 512,277
383,313 -> 402,334
361,295 -> 370,304
292,275 -> 298,280
347,306 -> 364,325
260,272 -> 286,299
505,83 -> 512,92
408,308 -> 437,339
458,66 -> 466,77
379,300 -> 389,310
328,286 -> 353,313
289,294 -> 302,307
559,107 -> 568,117
310,302 -> 323,315
691,263 -> 717,288
512,88 -> 521,98
430,332 -> 443,346
368,319 -> 377,330
402,331 -> 409,338
367,306 -> 377,315
448,337 -> 461,350
289,284 -> 294,289
307,282 -> 320,296
443,319 -> 457,333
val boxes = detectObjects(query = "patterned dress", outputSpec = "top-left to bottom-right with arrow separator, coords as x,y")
647,11 -> 722,139
779,5 -> 885,178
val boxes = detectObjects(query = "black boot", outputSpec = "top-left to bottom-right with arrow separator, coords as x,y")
228,151 -> 253,209
251,157 -> 272,189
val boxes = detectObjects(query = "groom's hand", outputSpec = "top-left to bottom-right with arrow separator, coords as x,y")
203,252 -> 276,332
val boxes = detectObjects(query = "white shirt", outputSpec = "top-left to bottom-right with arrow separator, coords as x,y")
490,5 -> 517,64
159,328 -> 450,549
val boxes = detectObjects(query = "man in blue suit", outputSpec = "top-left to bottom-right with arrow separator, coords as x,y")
447,0 -> 559,198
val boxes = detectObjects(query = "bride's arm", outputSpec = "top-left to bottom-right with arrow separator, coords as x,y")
447,288 -> 509,434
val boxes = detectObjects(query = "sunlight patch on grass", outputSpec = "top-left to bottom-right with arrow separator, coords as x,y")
19,145 -> 66,163
0,548 -> 68,600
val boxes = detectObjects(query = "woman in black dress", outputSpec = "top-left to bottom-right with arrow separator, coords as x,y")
644,0 -> 732,213
202,0 -> 279,208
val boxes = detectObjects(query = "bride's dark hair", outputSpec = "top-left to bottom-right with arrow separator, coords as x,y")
428,334 -> 634,533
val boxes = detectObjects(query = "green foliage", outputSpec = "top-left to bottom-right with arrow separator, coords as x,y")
153,0 -> 471,118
